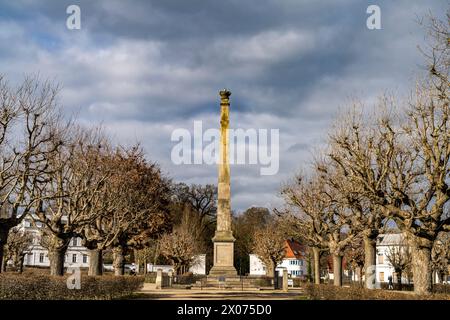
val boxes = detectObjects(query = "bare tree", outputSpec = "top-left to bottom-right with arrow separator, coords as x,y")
385,237 -> 412,290
234,207 -> 272,275
344,235 -> 365,286
281,171 -> 355,286
159,228 -> 198,275
135,245 -> 157,275
280,173 -> 331,285
0,75 -> 60,273
35,127 -> 112,276
80,146 -> 171,276
253,222 -> 285,288
431,232 -> 450,284
328,104 -> 391,289
3,227 -> 33,273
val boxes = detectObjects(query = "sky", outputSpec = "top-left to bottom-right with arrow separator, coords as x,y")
0,0 -> 447,212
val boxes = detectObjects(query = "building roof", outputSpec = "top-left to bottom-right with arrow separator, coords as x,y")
285,239 -> 305,259
377,233 -> 406,246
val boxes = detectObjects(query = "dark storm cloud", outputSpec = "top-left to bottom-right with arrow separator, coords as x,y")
0,0 -> 447,210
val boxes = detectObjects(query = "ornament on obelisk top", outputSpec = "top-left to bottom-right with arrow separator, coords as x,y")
209,89 -> 237,276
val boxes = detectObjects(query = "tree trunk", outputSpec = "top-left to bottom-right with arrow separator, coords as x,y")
332,254 -> 342,286
18,256 -> 24,273
143,257 -> 148,275
397,271 -> 402,290
49,247 -> 66,276
266,260 -> 275,277
363,235 -> 377,289
358,266 -> 363,286
273,262 -> 278,289
1,255 -> 6,272
312,247 -> 320,284
88,249 -> 103,276
411,243 -> 432,295
48,235 -> 69,276
0,227 -> 9,274
113,246 -> 125,276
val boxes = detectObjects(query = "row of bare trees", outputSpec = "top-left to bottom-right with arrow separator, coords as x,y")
0,75 -> 173,276
280,13 -> 449,295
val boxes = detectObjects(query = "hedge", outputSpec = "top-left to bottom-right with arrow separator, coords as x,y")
304,284 -> 450,300
0,274 -> 144,300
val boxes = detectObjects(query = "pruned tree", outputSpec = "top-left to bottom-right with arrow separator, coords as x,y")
328,103 -> 391,289
80,146 -> 171,276
35,127 -> 113,276
281,170 -> 355,286
253,222 -> 286,288
327,12 -> 449,294
279,177 -> 328,285
0,75 -> 60,273
344,235 -> 365,286
3,227 -> 33,273
431,232 -> 450,284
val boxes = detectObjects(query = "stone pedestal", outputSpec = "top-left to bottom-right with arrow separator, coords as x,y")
155,269 -> 163,289
209,235 -> 237,276
282,269 -> 288,292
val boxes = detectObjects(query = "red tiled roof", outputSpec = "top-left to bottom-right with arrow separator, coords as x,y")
284,239 -> 306,259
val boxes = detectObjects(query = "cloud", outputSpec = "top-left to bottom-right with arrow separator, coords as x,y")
0,0 -> 447,210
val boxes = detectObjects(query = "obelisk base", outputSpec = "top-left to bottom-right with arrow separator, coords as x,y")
209,231 -> 237,276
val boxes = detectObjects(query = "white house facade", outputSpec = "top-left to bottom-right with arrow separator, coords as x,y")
375,233 -> 410,284
249,240 -> 307,278
19,217 -> 90,269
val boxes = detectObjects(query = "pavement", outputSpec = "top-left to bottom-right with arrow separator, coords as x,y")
133,283 -> 306,300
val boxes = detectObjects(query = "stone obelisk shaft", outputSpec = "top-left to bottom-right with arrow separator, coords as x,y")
217,90 -> 232,235
209,89 -> 237,276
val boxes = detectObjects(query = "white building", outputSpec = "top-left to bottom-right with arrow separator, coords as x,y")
19,217 -> 90,269
375,233 -> 410,284
250,240 -> 307,278
146,254 -> 206,275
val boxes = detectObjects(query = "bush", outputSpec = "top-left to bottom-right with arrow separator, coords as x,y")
249,276 -> 273,288
433,284 -> 450,295
0,273 -> 144,300
304,284 -> 450,300
380,282 -> 414,291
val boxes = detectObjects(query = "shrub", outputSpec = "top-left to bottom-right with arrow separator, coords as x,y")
0,273 -> 144,300
303,284 -> 450,300
380,282 -> 414,291
433,284 -> 450,295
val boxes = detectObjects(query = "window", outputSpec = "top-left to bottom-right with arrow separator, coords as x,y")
83,255 -> 88,264
27,253 -> 33,264
72,238 -> 77,246
39,253 -> 44,263
378,254 -> 384,264
300,270 -> 304,276
379,272 -> 385,282
300,260 -> 303,266
72,254 -> 77,263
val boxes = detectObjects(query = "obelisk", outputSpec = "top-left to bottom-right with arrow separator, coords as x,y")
209,89 -> 237,276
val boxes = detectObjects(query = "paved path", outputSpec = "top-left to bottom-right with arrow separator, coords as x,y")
134,283 -> 306,300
